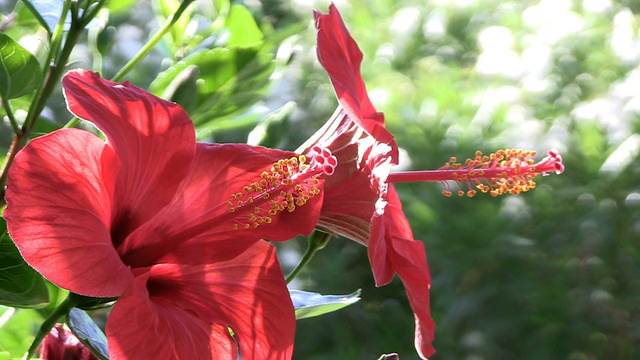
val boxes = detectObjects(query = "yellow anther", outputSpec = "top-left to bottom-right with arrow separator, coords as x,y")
228,148 -> 332,229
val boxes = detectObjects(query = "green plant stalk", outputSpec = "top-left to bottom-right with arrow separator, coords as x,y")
82,0 -> 107,23
111,0 -> 196,82
21,0 -> 72,133
88,26 -> 103,73
1,97 -> 20,135
285,230 -> 333,284
24,296 -> 74,360
63,116 -> 81,129
46,0 -> 73,68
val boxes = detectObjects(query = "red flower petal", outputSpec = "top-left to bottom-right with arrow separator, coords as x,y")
107,272 -> 238,360
314,4 -> 398,162
307,6 -> 437,357
108,241 -> 294,359
297,109 -> 379,245
4,129 -> 132,297
118,143 -> 325,267
375,187 -> 435,359
62,70 -> 197,243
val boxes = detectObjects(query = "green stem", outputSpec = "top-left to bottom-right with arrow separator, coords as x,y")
24,296 -> 74,360
285,230 -> 333,284
0,136 -> 20,207
22,20 -> 82,133
47,0 -> 72,68
63,117 -> 81,129
111,0 -> 196,82
89,27 -> 103,73
82,0 -> 108,24
1,98 -> 20,135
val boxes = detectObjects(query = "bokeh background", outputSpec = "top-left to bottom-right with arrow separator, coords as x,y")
2,0 -> 640,359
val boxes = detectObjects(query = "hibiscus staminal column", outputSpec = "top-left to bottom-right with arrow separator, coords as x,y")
227,145 -> 338,230
388,149 -> 565,197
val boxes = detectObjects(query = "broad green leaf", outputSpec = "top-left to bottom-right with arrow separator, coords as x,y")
224,5 -> 264,47
159,64 -> 199,112
194,104 -> 265,139
247,101 -> 296,148
290,289 -> 361,320
0,221 -> 49,309
0,34 -> 43,100
67,308 -> 109,360
105,0 -> 136,15
149,46 -> 274,129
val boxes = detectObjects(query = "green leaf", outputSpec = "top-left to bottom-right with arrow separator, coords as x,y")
290,289 -> 361,320
0,34 -> 43,100
224,5 -> 264,47
105,0 -> 136,15
194,104 -> 265,139
149,46 -> 274,131
155,0 -> 191,50
67,308 -> 109,360
247,101 -> 296,148
0,221 -> 49,309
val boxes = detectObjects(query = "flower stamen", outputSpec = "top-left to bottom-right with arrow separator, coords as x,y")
228,146 -> 337,229
388,149 -> 564,197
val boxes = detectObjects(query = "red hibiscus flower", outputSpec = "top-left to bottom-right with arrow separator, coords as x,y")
303,5 -> 564,359
4,70 -> 337,359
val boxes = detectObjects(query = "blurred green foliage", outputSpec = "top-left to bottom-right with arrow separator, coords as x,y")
275,1 -> 640,359
1,0 -> 640,359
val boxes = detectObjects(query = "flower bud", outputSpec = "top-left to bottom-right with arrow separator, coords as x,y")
40,324 -> 98,360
